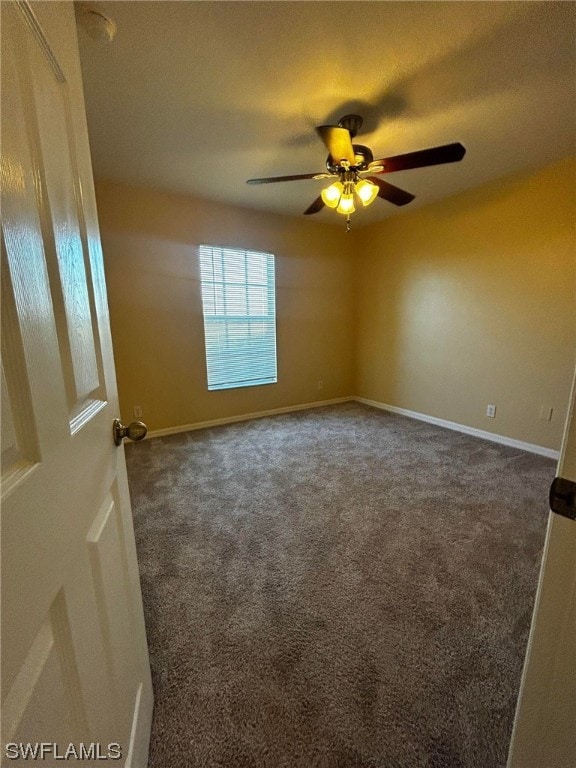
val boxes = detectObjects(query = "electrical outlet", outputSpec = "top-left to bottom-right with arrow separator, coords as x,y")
486,404 -> 496,418
539,406 -> 553,422
134,405 -> 143,418
317,380 -> 324,391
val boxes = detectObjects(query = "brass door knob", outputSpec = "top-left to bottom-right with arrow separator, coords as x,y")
113,419 -> 148,446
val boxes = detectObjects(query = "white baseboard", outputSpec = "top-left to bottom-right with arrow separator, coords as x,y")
355,397 -> 560,460
145,394 -> 560,460
146,397 -> 354,439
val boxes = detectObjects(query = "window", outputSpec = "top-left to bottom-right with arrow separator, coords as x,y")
198,245 -> 277,391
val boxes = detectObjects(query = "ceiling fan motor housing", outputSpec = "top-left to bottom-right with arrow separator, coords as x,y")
326,144 -> 374,174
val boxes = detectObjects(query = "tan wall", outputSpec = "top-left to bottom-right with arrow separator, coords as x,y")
95,180 -> 355,431
96,158 -> 575,449
354,157 -> 576,450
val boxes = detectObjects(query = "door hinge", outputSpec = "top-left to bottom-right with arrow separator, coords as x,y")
549,476 -> 576,521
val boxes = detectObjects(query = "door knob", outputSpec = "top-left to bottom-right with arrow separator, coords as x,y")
113,418 -> 147,446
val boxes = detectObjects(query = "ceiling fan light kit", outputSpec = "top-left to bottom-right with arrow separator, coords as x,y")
246,114 -> 466,230
321,173 -> 378,214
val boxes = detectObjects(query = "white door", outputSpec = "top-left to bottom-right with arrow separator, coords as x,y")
507,367 -> 576,767
1,2 -> 153,765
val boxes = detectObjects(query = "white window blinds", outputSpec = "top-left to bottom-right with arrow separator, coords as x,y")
198,245 -> 277,391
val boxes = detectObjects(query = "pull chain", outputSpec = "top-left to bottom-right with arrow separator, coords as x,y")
346,215 -> 351,233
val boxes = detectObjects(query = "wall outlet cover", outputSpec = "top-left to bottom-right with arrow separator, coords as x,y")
539,406 -> 553,422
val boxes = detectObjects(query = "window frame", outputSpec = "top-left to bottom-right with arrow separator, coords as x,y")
198,244 -> 278,392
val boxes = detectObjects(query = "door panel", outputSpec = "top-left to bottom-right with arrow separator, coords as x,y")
87,486 -> 141,713
27,22 -> 104,420
16,0 -> 106,429
507,369 -> 576,767
3,592 -> 88,747
1,2 -> 153,764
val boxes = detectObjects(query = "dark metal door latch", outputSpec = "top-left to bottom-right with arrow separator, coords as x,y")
549,476 -> 576,521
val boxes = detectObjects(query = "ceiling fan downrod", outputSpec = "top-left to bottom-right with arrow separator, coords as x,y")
338,114 -> 363,138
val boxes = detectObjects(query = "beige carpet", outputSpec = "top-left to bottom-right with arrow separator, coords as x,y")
126,402 -> 553,768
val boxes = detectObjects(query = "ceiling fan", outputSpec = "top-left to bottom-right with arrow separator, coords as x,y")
247,115 -> 466,229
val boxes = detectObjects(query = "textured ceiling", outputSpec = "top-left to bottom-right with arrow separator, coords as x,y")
76,1 -> 576,227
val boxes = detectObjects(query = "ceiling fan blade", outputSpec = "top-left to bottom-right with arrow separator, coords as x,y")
368,177 -> 415,206
246,172 -> 324,184
316,125 -> 356,166
372,142 -> 466,174
304,195 -> 325,215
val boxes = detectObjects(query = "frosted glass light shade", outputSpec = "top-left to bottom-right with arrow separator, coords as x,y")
337,193 -> 355,214
321,182 -> 343,208
355,179 -> 378,206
